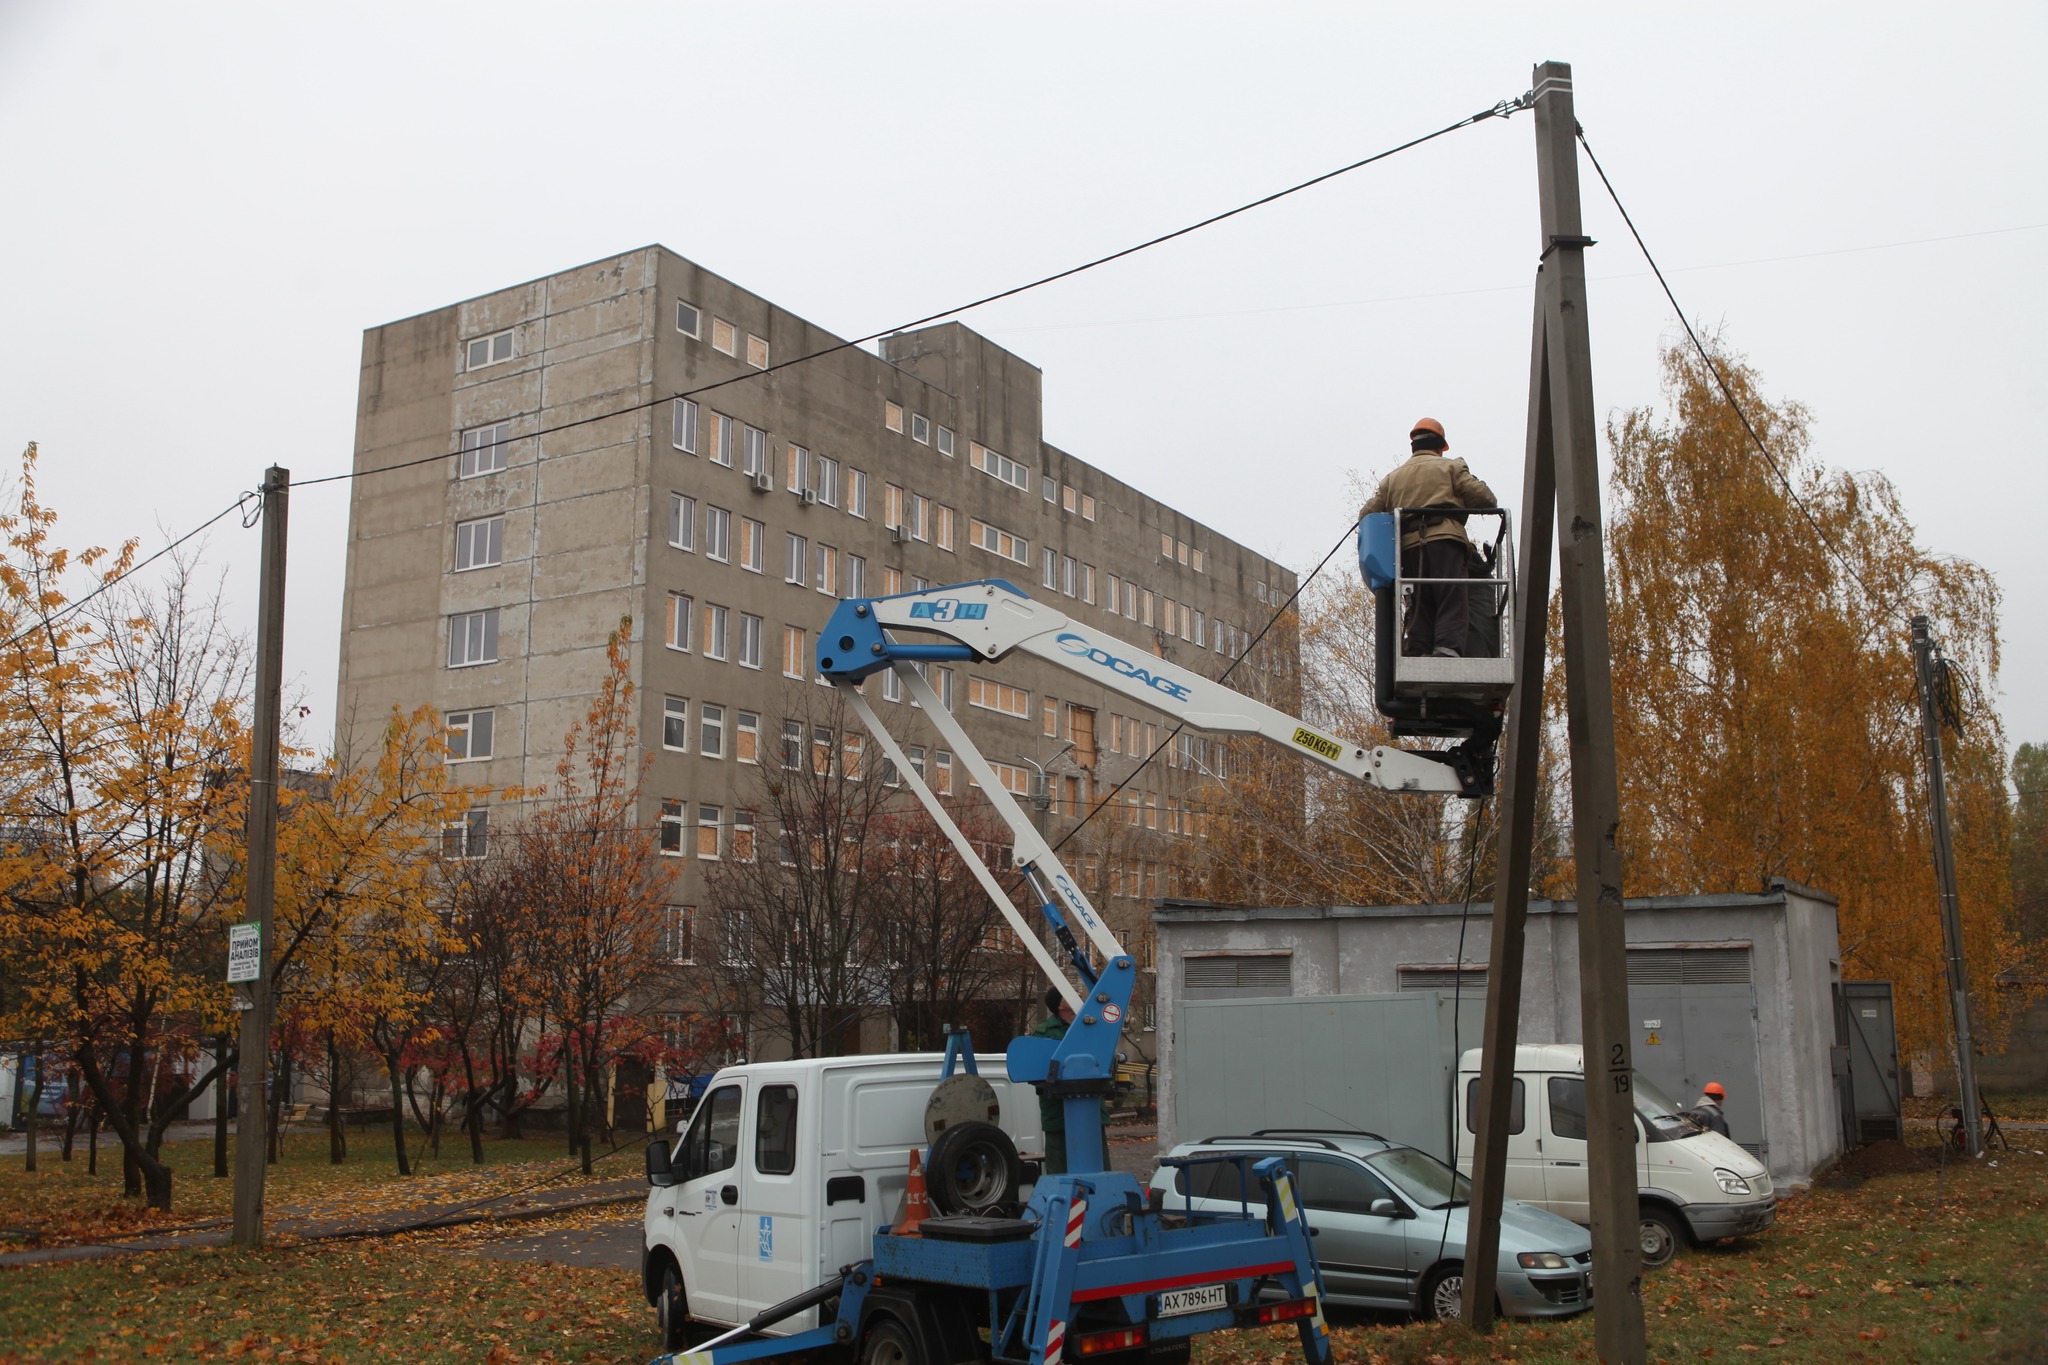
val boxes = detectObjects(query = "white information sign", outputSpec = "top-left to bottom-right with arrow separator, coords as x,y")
227,923 -> 262,983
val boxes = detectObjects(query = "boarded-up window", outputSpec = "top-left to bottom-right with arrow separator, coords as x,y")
1070,706 -> 1098,770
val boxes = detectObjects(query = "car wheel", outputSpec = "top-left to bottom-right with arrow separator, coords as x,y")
1638,1205 -> 1686,1269
1420,1263 -> 1465,1322
860,1316 -> 922,1365
656,1262 -> 689,1351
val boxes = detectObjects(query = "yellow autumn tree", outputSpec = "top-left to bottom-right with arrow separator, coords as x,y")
1594,337 -> 2021,1056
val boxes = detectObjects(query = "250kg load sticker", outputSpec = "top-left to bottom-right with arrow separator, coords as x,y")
1292,727 -> 1342,761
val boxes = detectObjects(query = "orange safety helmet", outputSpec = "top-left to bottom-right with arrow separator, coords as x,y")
1410,417 -> 1447,442
1702,1082 -> 1727,1100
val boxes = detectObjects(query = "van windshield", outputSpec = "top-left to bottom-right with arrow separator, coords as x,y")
1367,1147 -> 1472,1210
1631,1072 -> 1698,1143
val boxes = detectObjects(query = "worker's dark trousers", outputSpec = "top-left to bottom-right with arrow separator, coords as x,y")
1402,540 -> 1470,656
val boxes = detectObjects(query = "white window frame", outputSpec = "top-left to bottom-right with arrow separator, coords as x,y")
712,318 -> 737,356
666,592 -> 693,652
746,334 -> 769,369
936,426 -> 955,458
848,469 -> 868,518
672,398 -> 698,454
668,494 -> 696,551
705,505 -> 732,563
659,799 -> 685,856
699,702 -> 726,758
785,533 -> 807,585
465,330 -> 513,371
738,613 -> 763,669
445,709 -> 493,762
663,696 -> 689,751
458,423 -> 510,479
454,515 -> 504,572
447,609 -> 499,668
676,301 -> 701,338
741,516 -> 764,572
703,603 -> 729,661
910,413 -> 930,445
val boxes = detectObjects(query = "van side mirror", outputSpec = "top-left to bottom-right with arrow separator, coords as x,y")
1369,1198 -> 1401,1218
646,1137 -> 680,1188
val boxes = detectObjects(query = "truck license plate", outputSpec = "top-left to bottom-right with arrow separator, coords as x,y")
1157,1284 -> 1228,1317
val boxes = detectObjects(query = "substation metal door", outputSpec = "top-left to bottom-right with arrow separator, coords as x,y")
1626,945 -> 1768,1158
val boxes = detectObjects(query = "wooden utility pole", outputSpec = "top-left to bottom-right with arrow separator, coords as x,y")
1462,62 -> 1647,1363
1910,615 -> 1981,1158
232,466 -> 289,1248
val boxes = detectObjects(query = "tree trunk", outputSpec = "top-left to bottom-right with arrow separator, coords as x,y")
76,1045 -> 174,1211
462,1050 -> 485,1164
327,1031 -> 346,1165
267,1048 -> 288,1164
87,1106 -> 100,1175
384,1051 -> 411,1177
428,1077 -> 443,1160
213,1035 -> 230,1178
62,1079 -> 79,1163
563,1061 -> 579,1157
22,1054 -> 41,1172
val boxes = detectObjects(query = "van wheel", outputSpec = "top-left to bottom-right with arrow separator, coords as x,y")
1638,1206 -> 1686,1269
656,1263 -> 689,1351
860,1317 -> 922,1365
927,1121 -> 1021,1216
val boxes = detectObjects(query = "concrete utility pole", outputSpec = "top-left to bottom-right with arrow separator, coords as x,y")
232,466 -> 289,1248
1910,615 -> 1981,1158
1462,62 -> 1647,1363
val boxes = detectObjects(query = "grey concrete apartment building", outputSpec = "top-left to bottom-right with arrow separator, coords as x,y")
336,245 -> 1296,1057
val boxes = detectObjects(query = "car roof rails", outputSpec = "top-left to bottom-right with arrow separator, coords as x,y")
1197,1133 -> 1341,1151
1251,1127 -> 1390,1144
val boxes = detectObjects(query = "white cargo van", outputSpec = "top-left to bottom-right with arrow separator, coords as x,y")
641,1054 -> 1043,1342
1455,1045 -> 1775,1267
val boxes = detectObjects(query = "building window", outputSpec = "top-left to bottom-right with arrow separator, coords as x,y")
1043,697 -> 1059,738
659,799 -> 685,855
934,506 -> 955,552
846,555 -> 866,599
705,506 -> 731,562
883,567 -> 903,596
672,398 -> 698,453
662,905 -> 694,964
1063,485 -> 1079,514
785,443 -> 810,493
782,626 -> 806,679
709,413 -> 734,468
700,703 -> 726,757
906,745 -> 926,782
780,719 -> 802,769
909,496 -> 929,542
668,494 -> 696,551
454,515 -> 504,572
738,613 -> 763,669
459,423 -> 510,478
733,810 -> 756,863
811,726 -> 833,777
702,603 -> 729,661
985,761 -> 1029,797
815,544 -> 838,596
882,667 -> 901,703
936,426 -> 955,457
746,334 -> 769,369
740,517 -> 763,572
1041,548 -> 1057,590
712,318 -> 736,355
1082,493 -> 1097,521
1125,581 -> 1138,619
848,469 -> 868,518
1177,540 -> 1191,566
884,400 -> 904,433
815,456 -> 840,508
1190,547 -> 1204,573
1071,706 -> 1098,769
1083,564 -> 1096,604
935,666 -> 955,712
968,676 -> 1030,719
911,413 -> 930,444
442,808 -> 490,859
883,483 -> 904,530
969,443 -> 1029,491
1043,475 -> 1058,503
1106,574 -> 1120,610
465,330 -> 513,370
676,301 -> 701,338
663,696 -> 688,751
784,534 -> 807,584
446,709 -> 493,761
1161,532 -> 1174,559
968,519 -> 1029,565
737,711 -> 760,764
666,593 -> 692,651
447,609 -> 499,668
843,733 -> 864,781
932,750 -> 953,796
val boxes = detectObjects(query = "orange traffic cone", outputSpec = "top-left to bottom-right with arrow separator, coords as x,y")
895,1148 -> 932,1237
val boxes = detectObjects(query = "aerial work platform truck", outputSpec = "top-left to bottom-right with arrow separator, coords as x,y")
641,564 -> 1503,1365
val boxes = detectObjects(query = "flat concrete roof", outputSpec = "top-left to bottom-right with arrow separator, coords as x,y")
1154,877 -> 1837,923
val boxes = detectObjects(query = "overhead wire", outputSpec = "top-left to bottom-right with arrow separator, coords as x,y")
1573,128 -> 1916,632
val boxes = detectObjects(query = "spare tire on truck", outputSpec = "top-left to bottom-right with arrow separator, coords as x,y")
926,1120 -> 1021,1215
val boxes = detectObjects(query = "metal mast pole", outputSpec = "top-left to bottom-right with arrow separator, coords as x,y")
232,466 -> 289,1247
1911,615 -> 1981,1158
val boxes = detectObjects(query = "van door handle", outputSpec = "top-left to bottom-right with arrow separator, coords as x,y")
721,1185 -> 739,1205
1553,1160 -> 1582,1167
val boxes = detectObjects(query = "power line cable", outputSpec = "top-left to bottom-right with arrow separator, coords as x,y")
301,96 -> 1530,493
1574,128 -> 1914,631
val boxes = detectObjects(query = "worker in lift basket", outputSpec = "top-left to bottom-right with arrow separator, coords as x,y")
1690,1081 -> 1732,1137
1358,418 -> 1497,657
1032,987 -> 1078,1174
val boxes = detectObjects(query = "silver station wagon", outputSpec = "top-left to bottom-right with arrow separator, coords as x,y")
1149,1130 -> 1594,1321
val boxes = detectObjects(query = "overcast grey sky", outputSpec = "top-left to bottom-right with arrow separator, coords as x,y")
2,3 -> 2042,757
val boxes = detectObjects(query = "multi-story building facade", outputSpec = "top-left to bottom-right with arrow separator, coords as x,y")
337,245 -> 1297,1063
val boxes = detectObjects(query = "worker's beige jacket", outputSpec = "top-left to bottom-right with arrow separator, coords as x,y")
1360,451 -> 1498,550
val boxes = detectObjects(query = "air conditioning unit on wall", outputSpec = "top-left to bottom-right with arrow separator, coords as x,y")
799,488 -> 818,506
751,472 -> 773,493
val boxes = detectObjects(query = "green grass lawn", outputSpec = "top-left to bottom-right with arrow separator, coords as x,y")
0,1124 -> 635,1244
1,1130 -> 2042,1364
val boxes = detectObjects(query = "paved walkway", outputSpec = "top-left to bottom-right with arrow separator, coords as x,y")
0,1174 -> 644,1267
